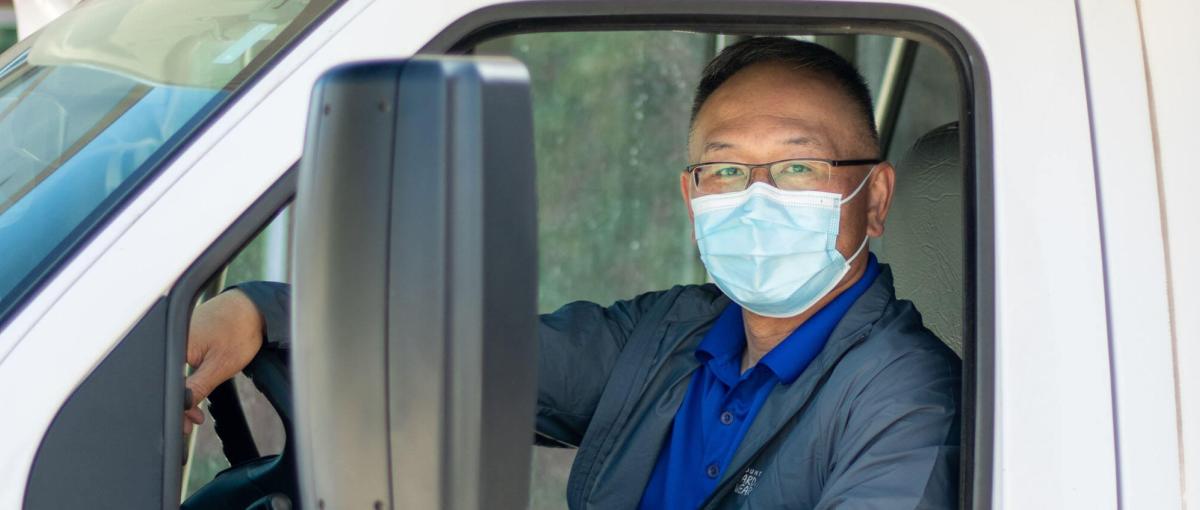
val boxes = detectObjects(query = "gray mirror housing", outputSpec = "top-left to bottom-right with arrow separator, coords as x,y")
292,56 -> 538,510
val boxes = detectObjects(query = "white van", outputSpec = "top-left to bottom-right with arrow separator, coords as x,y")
0,0 -> 1195,508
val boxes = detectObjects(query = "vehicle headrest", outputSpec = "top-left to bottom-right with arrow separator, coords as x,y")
900,122 -> 958,171
882,121 -> 963,354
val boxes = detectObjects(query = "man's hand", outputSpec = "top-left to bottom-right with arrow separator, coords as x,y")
183,289 -> 265,432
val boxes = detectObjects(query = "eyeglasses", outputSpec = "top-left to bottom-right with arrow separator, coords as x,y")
685,158 -> 881,194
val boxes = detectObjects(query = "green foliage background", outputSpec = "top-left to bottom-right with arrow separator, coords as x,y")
502,31 -> 712,314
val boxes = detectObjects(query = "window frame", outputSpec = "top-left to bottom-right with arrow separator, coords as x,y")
418,3 -> 992,508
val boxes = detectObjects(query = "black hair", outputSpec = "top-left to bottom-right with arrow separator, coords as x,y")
691,37 -> 879,152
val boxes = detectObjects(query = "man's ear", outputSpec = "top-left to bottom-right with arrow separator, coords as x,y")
865,162 -> 895,237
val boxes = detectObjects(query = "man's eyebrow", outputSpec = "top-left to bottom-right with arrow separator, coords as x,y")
783,136 -> 821,146
703,137 -> 823,153
703,141 -> 734,153
700,135 -> 825,151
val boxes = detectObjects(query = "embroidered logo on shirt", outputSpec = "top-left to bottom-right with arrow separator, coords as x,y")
734,468 -> 763,496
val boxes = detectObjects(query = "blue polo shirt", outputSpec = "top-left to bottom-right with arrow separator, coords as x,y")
638,254 -> 880,509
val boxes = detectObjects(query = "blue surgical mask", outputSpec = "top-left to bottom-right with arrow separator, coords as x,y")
690,170 -> 874,318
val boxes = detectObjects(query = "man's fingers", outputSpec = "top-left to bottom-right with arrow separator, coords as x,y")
185,407 -> 205,426
184,373 -> 212,409
184,353 -> 239,408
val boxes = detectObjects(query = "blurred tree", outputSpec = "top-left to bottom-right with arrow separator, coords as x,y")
502,31 -> 711,314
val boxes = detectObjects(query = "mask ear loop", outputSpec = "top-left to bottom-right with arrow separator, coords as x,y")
847,234 -> 870,263
841,164 -> 878,203
843,165 -> 878,263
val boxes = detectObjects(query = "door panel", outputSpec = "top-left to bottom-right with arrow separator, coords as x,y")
24,299 -> 167,509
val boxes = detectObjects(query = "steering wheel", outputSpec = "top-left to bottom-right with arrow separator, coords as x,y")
182,348 -> 298,510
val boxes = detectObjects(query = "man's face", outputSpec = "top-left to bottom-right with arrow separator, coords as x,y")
682,61 -> 895,272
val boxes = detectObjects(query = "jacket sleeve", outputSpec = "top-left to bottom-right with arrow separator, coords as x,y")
533,291 -> 667,447
815,343 -> 961,510
231,280 -> 663,448
229,281 -> 292,351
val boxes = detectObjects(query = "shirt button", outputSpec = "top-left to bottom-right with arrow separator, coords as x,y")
720,411 -> 734,425
706,464 -> 719,478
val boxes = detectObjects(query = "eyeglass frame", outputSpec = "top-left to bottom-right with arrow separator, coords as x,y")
684,158 -> 882,193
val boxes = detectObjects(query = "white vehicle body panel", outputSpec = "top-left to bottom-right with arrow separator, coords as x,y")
1075,0 -> 1182,508
952,1 -> 1114,507
1138,0 -> 1200,505
0,0 -> 1189,508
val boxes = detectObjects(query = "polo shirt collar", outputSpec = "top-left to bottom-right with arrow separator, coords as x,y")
696,254 -> 882,385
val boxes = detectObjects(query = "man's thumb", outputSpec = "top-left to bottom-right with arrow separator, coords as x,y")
184,364 -> 221,409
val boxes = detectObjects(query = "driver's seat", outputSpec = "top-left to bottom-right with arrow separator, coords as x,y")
874,122 -> 964,354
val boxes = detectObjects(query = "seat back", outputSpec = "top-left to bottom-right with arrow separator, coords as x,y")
873,122 -> 964,354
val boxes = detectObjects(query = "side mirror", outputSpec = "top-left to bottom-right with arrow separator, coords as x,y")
292,57 -> 538,509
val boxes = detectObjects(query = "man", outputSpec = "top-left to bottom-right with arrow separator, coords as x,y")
186,37 -> 960,508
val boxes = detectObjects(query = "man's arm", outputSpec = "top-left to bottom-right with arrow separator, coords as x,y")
815,345 -> 961,510
185,281 -> 662,446
533,292 -> 662,446
230,281 -> 292,349
183,282 -> 293,429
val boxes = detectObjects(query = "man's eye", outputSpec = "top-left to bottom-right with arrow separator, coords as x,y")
713,166 -> 744,177
780,162 -> 814,175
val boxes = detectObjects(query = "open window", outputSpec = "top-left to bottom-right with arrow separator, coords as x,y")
466,24 -> 970,509
167,171 -> 300,509
246,13 -> 980,510
181,205 -> 292,503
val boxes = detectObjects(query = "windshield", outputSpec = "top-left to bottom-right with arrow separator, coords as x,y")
0,0 -> 338,323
